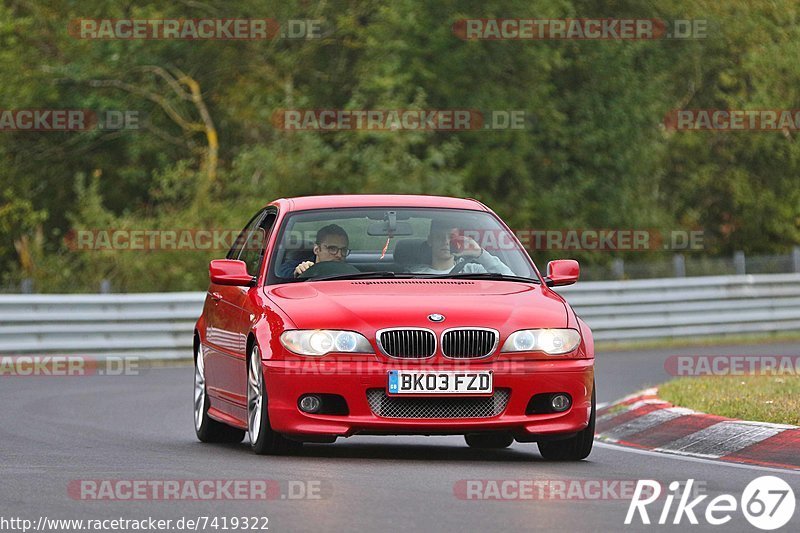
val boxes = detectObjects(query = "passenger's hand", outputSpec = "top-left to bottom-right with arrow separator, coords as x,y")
457,236 -> 483,258
294,261 -> 315,277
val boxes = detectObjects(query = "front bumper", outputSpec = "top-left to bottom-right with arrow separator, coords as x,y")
263,358 -> 594,439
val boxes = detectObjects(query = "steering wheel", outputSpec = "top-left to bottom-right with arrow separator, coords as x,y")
297,260 -> 361,279
448,257 -> 482,274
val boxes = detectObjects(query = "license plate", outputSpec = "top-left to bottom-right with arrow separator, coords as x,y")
387,370 -> 493,395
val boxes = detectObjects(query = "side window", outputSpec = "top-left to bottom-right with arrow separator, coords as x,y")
226,210 -> 266,260
238,212 -> 276,276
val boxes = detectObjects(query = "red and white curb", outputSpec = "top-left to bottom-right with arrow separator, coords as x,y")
596,388 -> 800,471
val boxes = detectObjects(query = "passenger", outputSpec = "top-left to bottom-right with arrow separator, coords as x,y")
409,220 -> 514,275
277,224 -> 351,278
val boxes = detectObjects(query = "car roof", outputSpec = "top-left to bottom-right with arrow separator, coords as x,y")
269,194 -> 489,212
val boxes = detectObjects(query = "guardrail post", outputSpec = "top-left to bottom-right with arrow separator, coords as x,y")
100,279 -> 111,294
20,278 -> 33,294
672,254 -> 686,277
611,258 -> 625,280
793,246 -> 800,273
734,251 -> 746,275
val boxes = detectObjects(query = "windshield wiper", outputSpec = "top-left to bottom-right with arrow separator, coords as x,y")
435,272 -> 541,284
309,271 -> 404,281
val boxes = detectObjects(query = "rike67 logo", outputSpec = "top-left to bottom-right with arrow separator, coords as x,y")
626,477 -> 796,530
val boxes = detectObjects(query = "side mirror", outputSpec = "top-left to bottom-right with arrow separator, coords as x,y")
545,259 -> 580,287
209,259 -> 255,286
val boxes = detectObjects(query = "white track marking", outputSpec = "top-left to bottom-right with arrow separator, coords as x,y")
654,421 -> 786,458
594,441 -> 800,475
600,408 -> 692,440
596,398 -> 672,424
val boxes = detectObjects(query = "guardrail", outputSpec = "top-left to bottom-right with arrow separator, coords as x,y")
557,273 -> 800,341
0,292 -> 203,360
1,273 -> 799,358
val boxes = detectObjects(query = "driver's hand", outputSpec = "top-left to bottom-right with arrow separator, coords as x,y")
457,237 -> 482,258
294,261 -> 315,277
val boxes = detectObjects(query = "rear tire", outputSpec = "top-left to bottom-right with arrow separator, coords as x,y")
537,384 -> 595,461
464,432 -> 514,449
247,344 -> 302,455
194,343 -> 245,443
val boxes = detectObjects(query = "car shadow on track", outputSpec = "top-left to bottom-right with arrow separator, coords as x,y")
298,441 -> 539,462
189,439 -> 588,464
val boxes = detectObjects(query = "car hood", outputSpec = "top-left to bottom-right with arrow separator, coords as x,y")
265,280 -> 568,332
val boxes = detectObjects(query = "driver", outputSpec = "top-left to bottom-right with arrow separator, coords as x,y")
292,224 -> 350,277
410,219 -> 514,275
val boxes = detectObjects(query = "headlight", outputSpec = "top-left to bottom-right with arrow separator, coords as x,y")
501,329 -> 581,355
280,330 -> 373,356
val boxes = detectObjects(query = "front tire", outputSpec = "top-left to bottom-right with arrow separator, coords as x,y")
194,343 -> 245,443
537,384 -> 595,461
247,344 -> 301,455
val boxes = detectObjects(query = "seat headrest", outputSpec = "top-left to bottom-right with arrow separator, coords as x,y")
285,239 -> 316,261
393,238 -> 431,266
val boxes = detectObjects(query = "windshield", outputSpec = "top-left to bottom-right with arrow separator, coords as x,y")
268,207 -> 539,283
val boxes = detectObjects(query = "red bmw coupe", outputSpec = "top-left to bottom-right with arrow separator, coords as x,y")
194,195 -> 595,459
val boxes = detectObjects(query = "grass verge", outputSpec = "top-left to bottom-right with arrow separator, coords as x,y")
594,330 -> 800,352
658,375 -> 800,426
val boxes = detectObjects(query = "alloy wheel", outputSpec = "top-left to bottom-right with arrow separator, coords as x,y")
247,346 -> 264,443
193,345 -> 206,431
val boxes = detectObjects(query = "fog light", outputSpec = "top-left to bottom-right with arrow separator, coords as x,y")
299,395 -> 322,413
551,394 -> 571,412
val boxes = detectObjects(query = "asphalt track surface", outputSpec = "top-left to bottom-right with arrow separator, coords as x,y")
3,343 -> 800,532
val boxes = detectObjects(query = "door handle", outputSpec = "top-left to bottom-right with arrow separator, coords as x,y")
210,291 -> 223,302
